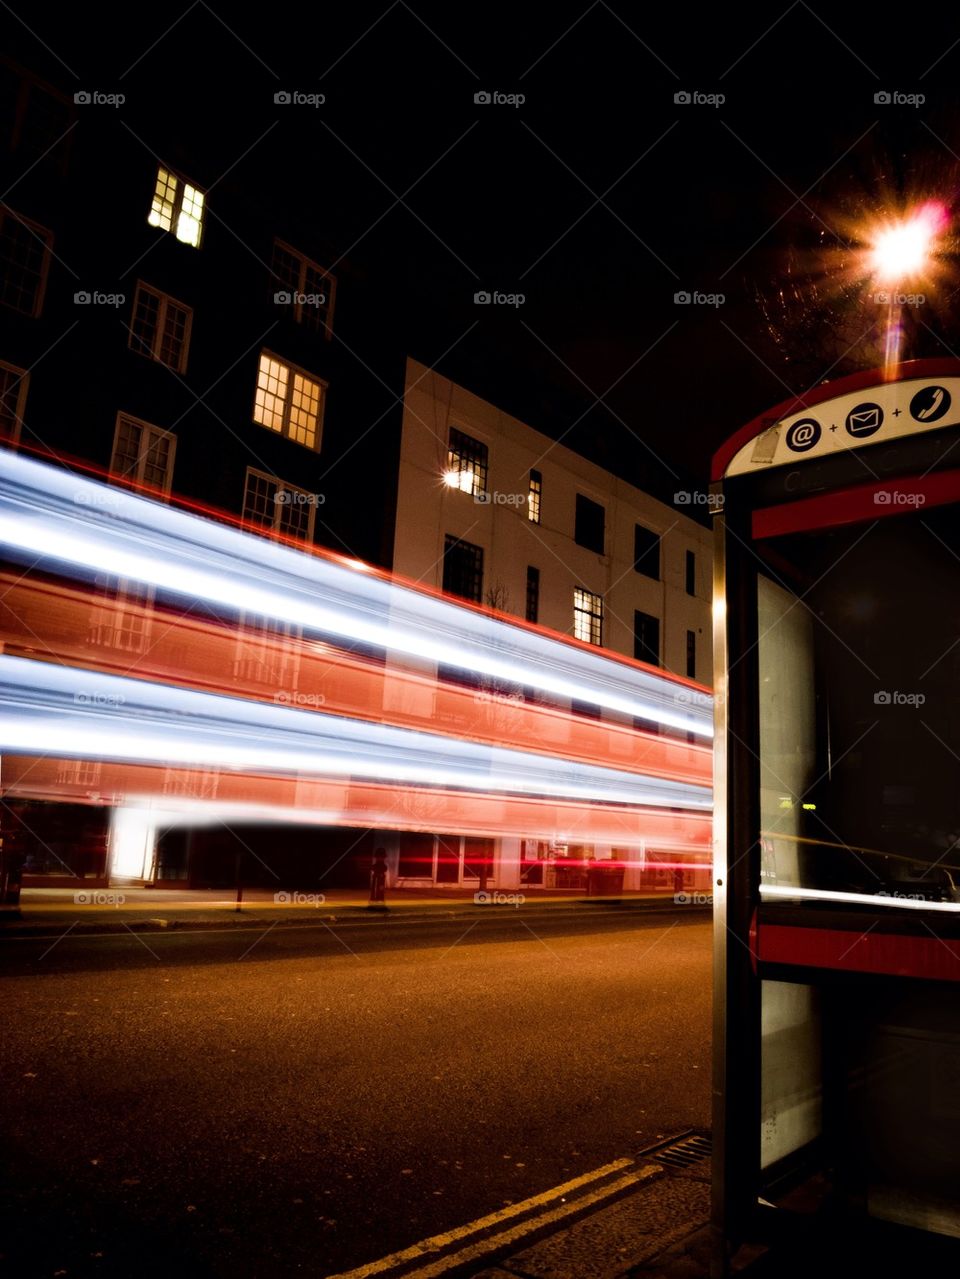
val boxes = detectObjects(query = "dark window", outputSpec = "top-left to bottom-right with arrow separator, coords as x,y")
525,566 -> 540,623
446,428 -> 488,496
0,209 -> 51,317
634,610 -> 660,666
575,494 -> 605,553
0,65 -> 19,145
129,283 -> 192,372
528,470 -> 542,523
685,549 -> 696,596
0,361 -> 27,443
686,630 -> 697,679
271,240 -> 335,336
442,534 -> 483,603
3,70 -> 72,172
17,84 -> 71,163
634,525 -> 660,579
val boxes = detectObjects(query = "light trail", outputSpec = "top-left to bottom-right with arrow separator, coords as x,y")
0,655 -> 712,809
0,574 -> 713,786
0,452 -> 713,737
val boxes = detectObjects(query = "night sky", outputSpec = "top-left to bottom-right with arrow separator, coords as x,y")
9,3 -> 960,498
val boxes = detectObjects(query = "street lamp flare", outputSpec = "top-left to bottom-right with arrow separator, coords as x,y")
868,202 -> 947,283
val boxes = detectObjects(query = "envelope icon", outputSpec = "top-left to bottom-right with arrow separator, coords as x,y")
848,407 -> 881,434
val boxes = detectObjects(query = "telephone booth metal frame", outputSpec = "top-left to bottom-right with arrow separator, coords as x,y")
711,359 -> 960,1275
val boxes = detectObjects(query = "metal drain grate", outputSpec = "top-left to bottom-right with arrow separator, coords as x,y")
638,1131 -> 712,1169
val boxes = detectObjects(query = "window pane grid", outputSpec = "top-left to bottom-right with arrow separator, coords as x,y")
442,534 -> 484,603
573,587 -> 603,646
113,419 -> 143,478
289,373 -> 320,448
242,469 -> 314,540
89,577 -> 153,654
147,167 -> 204,247
301,263 -> 330,331
0,211 -> 50,316
447,427 -> 488,496
142,435 -> 171,489
0,363 -> 26,440
148,168 -> 177,232
159,300 -> 189,369
130,286 -> 161,357
253,354 -> 322,449
278,495 -> 311,539
272,245 -> 300,291
254,356 -> 289,433
242,471 -> 279,527
130,283 -> 191,371
234,613 -> 300,686
272,240 -> 334,333
110,417 -> 175,492
177,184 -> 204,246
528,470 -> 542,523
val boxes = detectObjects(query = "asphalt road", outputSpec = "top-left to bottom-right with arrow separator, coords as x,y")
0,911 -> 711,1278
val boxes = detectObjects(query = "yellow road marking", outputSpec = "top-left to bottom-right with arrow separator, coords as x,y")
325,1157 -> 644,1278
401,1166 -> 661,1278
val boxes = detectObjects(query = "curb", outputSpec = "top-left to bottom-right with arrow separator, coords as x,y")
0,899 -> 709,939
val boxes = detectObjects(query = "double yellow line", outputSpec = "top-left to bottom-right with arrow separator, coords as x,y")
327,1157 -> 662,1278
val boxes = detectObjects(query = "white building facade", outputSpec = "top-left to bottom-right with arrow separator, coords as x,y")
393,358 -> 713,686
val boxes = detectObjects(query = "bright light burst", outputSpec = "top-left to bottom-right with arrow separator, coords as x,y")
867,202 -> 948,283
755,180 -> 957,380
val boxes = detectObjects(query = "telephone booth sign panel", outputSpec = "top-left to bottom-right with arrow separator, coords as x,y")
711,360 -> 960,1273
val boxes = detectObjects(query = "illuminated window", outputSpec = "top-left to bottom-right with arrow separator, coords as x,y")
253,351 -> 324,450
110,414 -> 176,492
528,469 -> 542,523
634,524 -> 660,579
0,360 -> 28,443
272,240 -> 336,336
147,167 -> 205,247
445,427 -> 488,496
129,282 -> 192,372
573,587 -> 603,646
525,565 -> 540,623
242,467 -> 315,540
575,494 -> 605,554
0,208 -> 52,316
442,534 -> 484,603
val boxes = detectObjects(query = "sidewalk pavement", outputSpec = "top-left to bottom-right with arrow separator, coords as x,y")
0,884 -> 702,936
465,1151 -> 959,1279
462,1147 -> 714,1279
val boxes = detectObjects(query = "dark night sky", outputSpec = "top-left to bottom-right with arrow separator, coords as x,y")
9,3 -> 960,496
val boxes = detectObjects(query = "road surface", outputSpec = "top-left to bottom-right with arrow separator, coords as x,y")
0,910 -> 711,1277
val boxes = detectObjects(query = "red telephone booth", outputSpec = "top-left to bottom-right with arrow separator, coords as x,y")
711,360 -> 960,1274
